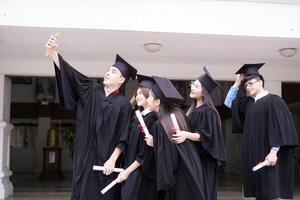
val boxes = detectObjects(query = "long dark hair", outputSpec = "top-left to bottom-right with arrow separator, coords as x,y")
151,91 -> 189,140
186,85 -> 221,126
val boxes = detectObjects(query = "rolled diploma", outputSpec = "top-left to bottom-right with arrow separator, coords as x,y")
101,177 -> 119,194
93,165 -> 124,173
170,113 -> 180,134
135,110 -> 150,137
252,160 -> 269,171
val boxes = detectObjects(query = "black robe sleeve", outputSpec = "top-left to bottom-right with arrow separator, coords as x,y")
135,136 -> 145,165
153,122 -> 178,190
126,117 -> 146,166
189,106 -> 226,162
115,100 -> 133,153
135,113 -> 156,166
267,95 -> 299,147
231,91 -> 253,133
140,112 -> 158,179
54,54 -> 93,110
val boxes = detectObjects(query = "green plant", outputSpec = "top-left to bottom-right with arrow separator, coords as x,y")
62,128 -> 75,158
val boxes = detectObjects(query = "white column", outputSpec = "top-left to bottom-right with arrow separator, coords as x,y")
264,80 -> 282,97
35,117 -> 51,174
0,74 -> 13,199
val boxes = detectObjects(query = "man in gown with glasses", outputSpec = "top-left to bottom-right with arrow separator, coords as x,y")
224,63 -> 298,200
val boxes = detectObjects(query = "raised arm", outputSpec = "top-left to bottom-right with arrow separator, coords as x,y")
224,74 -> 244,108
46,34 -> 93,110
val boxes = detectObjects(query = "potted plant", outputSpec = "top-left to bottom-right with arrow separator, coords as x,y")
61,128 -> 75,158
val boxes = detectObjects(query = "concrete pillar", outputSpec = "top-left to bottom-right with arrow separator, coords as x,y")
264,80 -> 282,97
35,117 -> 51,174
0,75 -> 13,199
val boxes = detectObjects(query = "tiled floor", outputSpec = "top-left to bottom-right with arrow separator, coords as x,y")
5,173 -> 300,200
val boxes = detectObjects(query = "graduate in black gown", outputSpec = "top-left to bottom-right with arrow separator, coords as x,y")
224,63 -> 299,200
172,67 -> 226,200
46,35 -> 137,200
145,76 -> 205,200
117,75 -> 159,200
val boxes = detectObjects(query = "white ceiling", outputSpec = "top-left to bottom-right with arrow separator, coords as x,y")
0,25 -> 300,80
1,26 -> 300,61
229,0 -> 300,4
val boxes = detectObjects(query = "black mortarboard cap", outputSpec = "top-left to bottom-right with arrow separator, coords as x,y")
151,76 -> 184,104
137,74 -> 155,89
112,54 -> 137,81
198,66 -> 222,94
235,63 -> 264,76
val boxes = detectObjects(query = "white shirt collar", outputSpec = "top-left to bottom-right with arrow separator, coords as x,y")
253,90 -> 269,102
141,108 -> 151,116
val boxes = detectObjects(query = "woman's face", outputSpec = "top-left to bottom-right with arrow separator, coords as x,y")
146,91 -> 160,113
136,88 -> 148,108
190,79 -> 204,100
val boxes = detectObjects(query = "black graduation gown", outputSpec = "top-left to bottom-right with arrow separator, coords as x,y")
120,111 -> 157,200
188,104 -> 226,200
231,87 -> 247,133
138,112 -> 163,200
152,121 -> 205,200
54,54 -> 132,200
232,93 -> 299,199
120,117 -> 142,200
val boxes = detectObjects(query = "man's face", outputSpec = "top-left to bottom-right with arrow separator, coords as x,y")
103,66 -> 125,86
244,78 -> 262,97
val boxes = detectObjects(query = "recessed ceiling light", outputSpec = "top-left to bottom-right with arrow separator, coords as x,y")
278,48 -> 298,57
143,43 -> 162,53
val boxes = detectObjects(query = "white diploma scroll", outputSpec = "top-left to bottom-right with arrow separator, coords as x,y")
252,160 -> 269,171
101,177 -> 120,194
92,165 -> 124,173
135,110 -> 150,137
170,113 -> 180,134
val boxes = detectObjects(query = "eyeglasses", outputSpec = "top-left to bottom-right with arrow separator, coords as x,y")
244,79 -> 260,89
